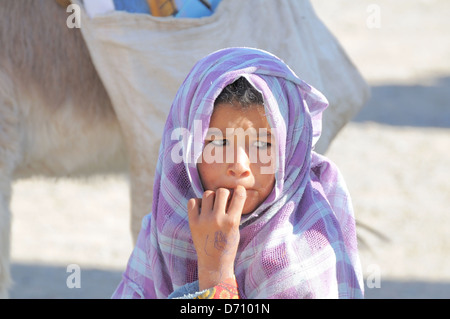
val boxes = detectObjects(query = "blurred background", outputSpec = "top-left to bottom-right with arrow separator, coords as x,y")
9,0 -> 450,298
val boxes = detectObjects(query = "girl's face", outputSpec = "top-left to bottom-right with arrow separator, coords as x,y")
197,103 -> 276,215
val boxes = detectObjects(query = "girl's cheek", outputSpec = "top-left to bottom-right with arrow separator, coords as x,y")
254,152 -> 276,175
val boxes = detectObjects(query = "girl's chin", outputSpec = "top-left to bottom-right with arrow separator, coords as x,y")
241,207 -> 255,215
241,190 -> 261,215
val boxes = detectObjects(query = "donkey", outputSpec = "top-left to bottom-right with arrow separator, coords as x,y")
0,0 -> 133,297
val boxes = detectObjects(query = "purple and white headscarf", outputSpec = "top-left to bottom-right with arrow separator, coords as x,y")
114,47 -> 364,298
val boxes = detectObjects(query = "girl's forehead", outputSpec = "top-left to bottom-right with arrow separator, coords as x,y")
209,102 -> 270,129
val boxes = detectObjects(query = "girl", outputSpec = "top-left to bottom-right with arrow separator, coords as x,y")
112,47 -> 364,299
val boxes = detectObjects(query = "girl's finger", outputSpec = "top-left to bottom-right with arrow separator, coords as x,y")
201,190 -> 215,215
227,185 -> 246,218
213,188 -> 231,214
187,198 -> 201,221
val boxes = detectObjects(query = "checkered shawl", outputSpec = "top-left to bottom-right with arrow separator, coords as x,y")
113,47 -> 364,299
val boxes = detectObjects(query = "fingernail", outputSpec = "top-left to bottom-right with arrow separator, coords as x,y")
235,185 -> 246,197
187,198 -> 195,210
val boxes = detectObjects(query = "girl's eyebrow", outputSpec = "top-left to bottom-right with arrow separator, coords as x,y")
246,129 -> 272,138
206,128 -> 272,138
257,130 -> 272,138
205,128 -> 223,137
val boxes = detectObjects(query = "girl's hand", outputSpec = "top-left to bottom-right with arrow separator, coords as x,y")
188,185 -> 246,291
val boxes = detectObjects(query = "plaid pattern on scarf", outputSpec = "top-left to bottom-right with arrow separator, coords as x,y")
112,47 -> 364,299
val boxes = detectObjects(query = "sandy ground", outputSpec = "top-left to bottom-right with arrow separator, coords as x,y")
8,0 -> 450,298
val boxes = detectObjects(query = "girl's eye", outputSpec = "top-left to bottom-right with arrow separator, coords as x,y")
254,141 -> 271,149
209,139 -> 228,146
206,139 -> 271,148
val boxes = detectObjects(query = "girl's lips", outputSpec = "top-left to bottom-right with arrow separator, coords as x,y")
224,189 -> 235,210
223,187 -> 255,197
224,187 -> 255,211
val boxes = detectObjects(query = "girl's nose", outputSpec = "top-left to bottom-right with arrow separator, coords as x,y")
227,147 -> 251,178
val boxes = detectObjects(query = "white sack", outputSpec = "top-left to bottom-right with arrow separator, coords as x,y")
73,0 -> 369,156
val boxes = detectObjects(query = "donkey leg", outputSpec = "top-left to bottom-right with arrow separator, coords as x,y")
0,92 -> 21,298
0,174 -> 12,299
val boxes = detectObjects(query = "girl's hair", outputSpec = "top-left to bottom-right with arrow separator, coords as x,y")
214,77 -> 264,107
